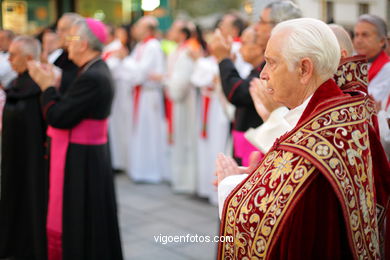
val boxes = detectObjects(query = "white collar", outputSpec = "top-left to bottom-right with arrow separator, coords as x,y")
284,95 -> 313,128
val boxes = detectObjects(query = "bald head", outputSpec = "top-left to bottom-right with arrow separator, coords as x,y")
329,24 -> 354,58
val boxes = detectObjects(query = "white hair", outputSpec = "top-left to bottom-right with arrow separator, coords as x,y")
73,18 -> 104,52
13,35 -> 41,60
266,1 -> 302,24
272,18 -> 341,81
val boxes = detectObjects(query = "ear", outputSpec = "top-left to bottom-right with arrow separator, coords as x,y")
341,49 -> 348,59
298,57 -> 314,85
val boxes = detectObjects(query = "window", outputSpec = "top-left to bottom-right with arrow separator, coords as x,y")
359,3 -> 369,15
326,1 -> 334,23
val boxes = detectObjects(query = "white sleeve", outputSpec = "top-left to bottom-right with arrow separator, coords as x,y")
245,107 -> 290,153
0,56 -> 17,87
132,42 -> 164,86
218,174 -> 248,219
190,57 -> 217,88
166,51 -> 194,102
368,63 -> 390,106
108,56 -> 140,85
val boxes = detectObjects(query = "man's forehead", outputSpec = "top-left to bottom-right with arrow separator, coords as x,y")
355,21 -> 378,32
9,42 -> 20,51
265,33 -> 284,55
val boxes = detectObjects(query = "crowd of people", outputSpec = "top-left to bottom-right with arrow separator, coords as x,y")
0,0 -> 389,259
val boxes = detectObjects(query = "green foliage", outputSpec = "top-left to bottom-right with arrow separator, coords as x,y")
174,0 -> 245,17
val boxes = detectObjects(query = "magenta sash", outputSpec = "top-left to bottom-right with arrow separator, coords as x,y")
46,119 -> 108,260
232,130 -> 261,166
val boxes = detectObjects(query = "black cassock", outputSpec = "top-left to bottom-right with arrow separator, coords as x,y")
0,71 -> 47,260
41,58 -> 123,260
53,50 -> 78,94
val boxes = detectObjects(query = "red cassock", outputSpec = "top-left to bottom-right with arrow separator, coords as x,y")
218,57 -> 390,260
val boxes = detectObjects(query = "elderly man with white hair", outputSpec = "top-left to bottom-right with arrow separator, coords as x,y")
28,17 -> 123,260
216,18 -> 388,259
0,35 -> 47,260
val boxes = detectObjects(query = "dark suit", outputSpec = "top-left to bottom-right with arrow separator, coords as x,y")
53,50 -> 78,94
219,58 -> 264,131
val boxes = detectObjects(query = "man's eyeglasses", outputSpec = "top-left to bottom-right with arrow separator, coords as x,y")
66,35 -> 81,42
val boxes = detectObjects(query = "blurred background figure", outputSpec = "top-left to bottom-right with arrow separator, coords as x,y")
109,16 -> 167,183
218,12 -> 252,78
0,30 -> 17,90
165,20 -> 197,193
41,30 -> 62,64
353,14 -> 389,106
0,29 -> 17,131
0,35 -> 47,260
354,14 -> 390,159
105,23 -> 134,172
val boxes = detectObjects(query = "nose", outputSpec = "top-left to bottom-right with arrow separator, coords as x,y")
260,64 -> 269,81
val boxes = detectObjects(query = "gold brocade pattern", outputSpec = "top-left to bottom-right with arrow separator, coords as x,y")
220,98 -> 380,260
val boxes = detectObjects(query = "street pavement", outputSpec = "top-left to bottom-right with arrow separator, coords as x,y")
115,173 -> 220,260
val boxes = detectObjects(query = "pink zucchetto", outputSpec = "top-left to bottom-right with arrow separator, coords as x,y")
85,18 -> 107,44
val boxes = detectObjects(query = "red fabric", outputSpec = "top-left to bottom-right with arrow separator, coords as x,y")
142,36 -> 156,43
102,51 -> 114,61
46,119 -> 108,260
368,51 -> 390,81
269,173 -> 353,260
132,85 -> 142,127
297,79 -> 347,126
47,230 -> 62,260
233,37 -> 241,42
201,94 -> 211,139
219,79 -> 389,259
227,80 -> 243,102
164,95 -> 174,144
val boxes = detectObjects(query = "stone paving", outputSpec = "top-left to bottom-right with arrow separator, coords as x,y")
115,174 -> 220,260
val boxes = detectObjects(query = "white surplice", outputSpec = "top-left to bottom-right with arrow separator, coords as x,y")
112,38 -> 167,183
191,56 -> 231,204
0,52 -> 16,88
165,44 -> 197,193
368,62 -> 390,107
231,41 -> 252,78
106,55 -> 135,171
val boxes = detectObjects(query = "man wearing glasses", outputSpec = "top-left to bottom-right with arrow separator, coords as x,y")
28,17 -> 123,260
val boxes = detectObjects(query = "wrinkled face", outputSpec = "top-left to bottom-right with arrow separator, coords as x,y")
255,8 -> 274,51
8,41 -> 30,74
67,25 -> 85,65
56,17 -> 72,49
353,21 -> 385,59
260,32 -> 302,109
218,15 -> 236,38
240,28 -> 262,65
